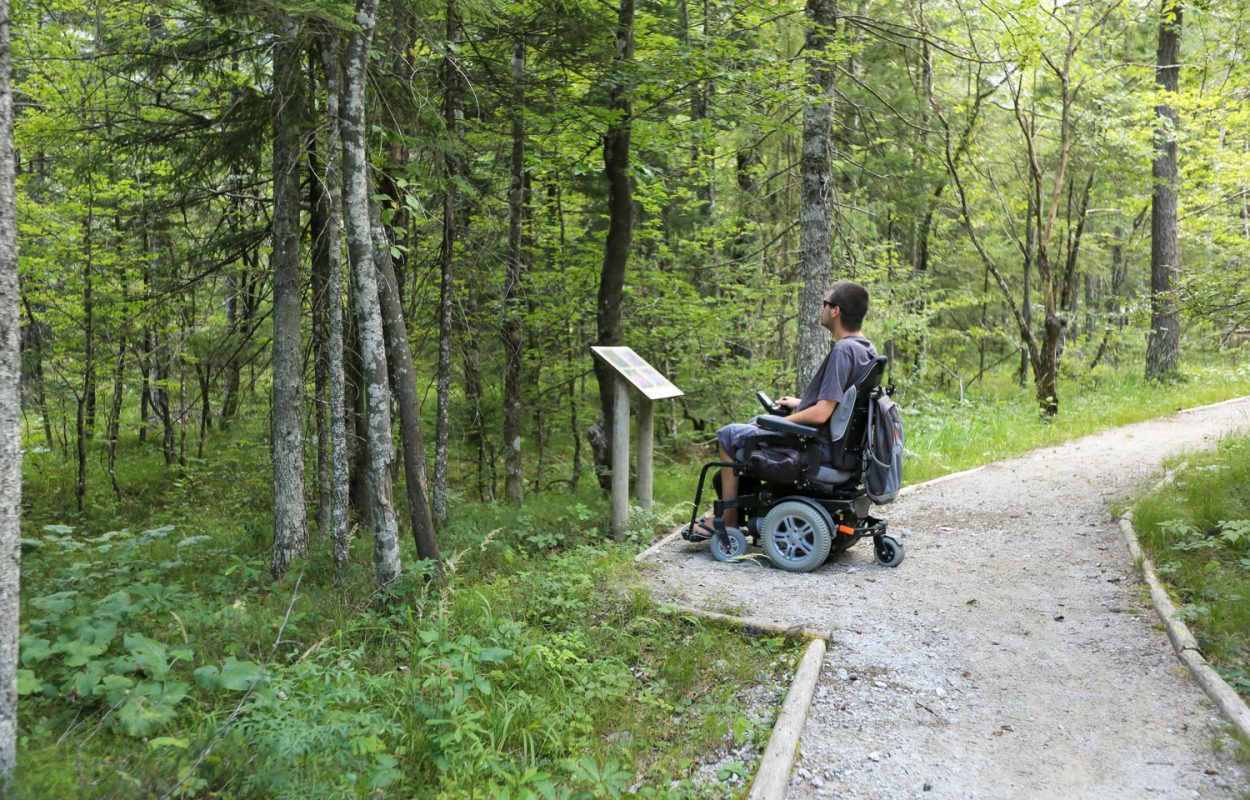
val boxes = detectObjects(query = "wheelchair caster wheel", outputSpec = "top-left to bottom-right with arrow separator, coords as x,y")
709,527 -> 749,562
874,534 -> 904,567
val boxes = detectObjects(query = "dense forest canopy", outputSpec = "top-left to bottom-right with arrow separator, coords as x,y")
4,0 -> 1248,572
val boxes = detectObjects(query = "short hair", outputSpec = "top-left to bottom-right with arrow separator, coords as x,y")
828,281 -> 869,329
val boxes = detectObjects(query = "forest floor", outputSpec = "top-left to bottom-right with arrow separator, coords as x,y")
639,396 -> 1250,800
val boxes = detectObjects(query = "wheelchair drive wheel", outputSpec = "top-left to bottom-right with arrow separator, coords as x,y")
873,534 -> 904,567
761,500 -> 832,573
709,526 -> 749,562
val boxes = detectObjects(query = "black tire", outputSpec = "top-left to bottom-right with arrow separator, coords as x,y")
761,500 -> 832,573
874,534 -> 904,567
709,526 -> 749,562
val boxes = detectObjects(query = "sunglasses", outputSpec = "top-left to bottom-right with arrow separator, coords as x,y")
822,300 -> 838,309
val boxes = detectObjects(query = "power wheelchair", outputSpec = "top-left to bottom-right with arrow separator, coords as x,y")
681,355 -> 903,573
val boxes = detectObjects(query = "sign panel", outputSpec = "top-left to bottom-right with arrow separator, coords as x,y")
590,346 -> 684,400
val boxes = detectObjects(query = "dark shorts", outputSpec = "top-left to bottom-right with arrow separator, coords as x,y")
716,418 -> 769,458
717,417 -> 833,463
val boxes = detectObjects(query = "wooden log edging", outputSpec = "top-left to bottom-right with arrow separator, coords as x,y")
748,638 -> 827,800
1117,512 -> 1250,743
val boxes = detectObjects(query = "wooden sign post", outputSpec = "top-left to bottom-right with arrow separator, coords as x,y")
590,347 -> 683,539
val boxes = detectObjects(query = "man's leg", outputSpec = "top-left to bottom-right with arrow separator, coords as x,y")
719,445 -> 740,527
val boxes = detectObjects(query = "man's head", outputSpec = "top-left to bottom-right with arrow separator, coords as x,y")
821,281 -> 869,336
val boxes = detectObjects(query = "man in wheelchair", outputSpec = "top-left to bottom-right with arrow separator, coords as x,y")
683,280 -> 903,572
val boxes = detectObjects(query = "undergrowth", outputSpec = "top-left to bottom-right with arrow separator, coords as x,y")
17,418 -> 795,799
1132,435 -> 1250,713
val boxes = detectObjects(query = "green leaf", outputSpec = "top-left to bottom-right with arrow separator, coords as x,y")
148,736 -> 189,751
478,647 -> 513,663
52,637 -> 108,668
42,524 -> 74,535
17,670 -> 42,696
116,681 -> 182,737
124,634 -> 170,679
196,657 -> 261,692
19,636 -> 53,666
31,591 -> 78,614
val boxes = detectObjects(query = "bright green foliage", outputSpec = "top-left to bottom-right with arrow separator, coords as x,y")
1134,435 -> 1250,702
14,410 -> 794,798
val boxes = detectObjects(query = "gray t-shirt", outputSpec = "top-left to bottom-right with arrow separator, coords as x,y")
798,335 -> 877,412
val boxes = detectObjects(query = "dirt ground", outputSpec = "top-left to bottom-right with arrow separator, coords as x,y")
639,396 -> 1250,800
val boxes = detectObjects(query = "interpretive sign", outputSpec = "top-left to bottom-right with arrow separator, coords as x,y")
590,346 -> 684,401
590,347 -> 683,538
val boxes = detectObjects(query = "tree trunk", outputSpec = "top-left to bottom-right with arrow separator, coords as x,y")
796,0 -> 837,390
342,0 -> 401,587
1146,0 -> 1182,381
0,0 -> 21,782
593,0 -> 635,488
270,15 -> 309,579
503,35 -> 526,505
315,32 -> 352,572
371,201 -> 441,565
106,341 -> 124,495
433,0 -> 462,527
83,192 -> 96,439
308,53 -> 334,540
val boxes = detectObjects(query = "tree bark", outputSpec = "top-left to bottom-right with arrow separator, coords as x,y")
315,32 -> 352,573
270,15 -> 309,579
1146,0 -> 1183,381
593,0 -> 636,488
503,35 -> 526,505
434,0 -> 462,527
796,0 -> 838,390
371,201 -> 441,565
342,0 -> 401,587
0,0 -> 21,783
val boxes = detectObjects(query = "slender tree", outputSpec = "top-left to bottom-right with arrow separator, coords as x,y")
0,0 -> 20,784
434,0 -> 462,527
503,34 -> 526,505
270,15 -> 309,578
1146,0 -> 1183,381
796,0 -> 837,390
341,0 -> 401,586
592,0 -> 635,487
371,201 -> 440,565
315,32 -> 351,573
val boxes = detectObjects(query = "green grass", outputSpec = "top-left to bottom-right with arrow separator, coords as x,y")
16,413 -> 796,799
903,358 -> 1250,484
1132,435 -> 1250,709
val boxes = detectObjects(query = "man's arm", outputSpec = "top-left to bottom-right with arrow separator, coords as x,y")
775,397 -> 836,426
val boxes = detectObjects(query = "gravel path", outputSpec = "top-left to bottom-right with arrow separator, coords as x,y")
640,396 -> 1250,800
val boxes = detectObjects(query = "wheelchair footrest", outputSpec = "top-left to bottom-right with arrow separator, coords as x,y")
847,516 -> 887,538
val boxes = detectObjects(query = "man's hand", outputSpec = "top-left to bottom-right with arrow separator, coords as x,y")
776,396 -> 800,409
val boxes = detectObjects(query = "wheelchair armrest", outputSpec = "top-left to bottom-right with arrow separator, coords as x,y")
755,415 -> 821,439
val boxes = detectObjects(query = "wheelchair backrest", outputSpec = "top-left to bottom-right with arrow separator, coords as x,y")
827,355 -> 887,470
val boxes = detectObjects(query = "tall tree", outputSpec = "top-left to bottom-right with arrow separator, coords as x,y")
1146,0 -> 1183,381
341,0 -> 401,586
0,0 -> 19,784
593,0 -> 635,487
270,15 -> 309,579
315,33 -> 352,573
434,0 -> 462,527
503,34 -> 526,505
371,201 -> 440,565
796,0 -> 837,389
